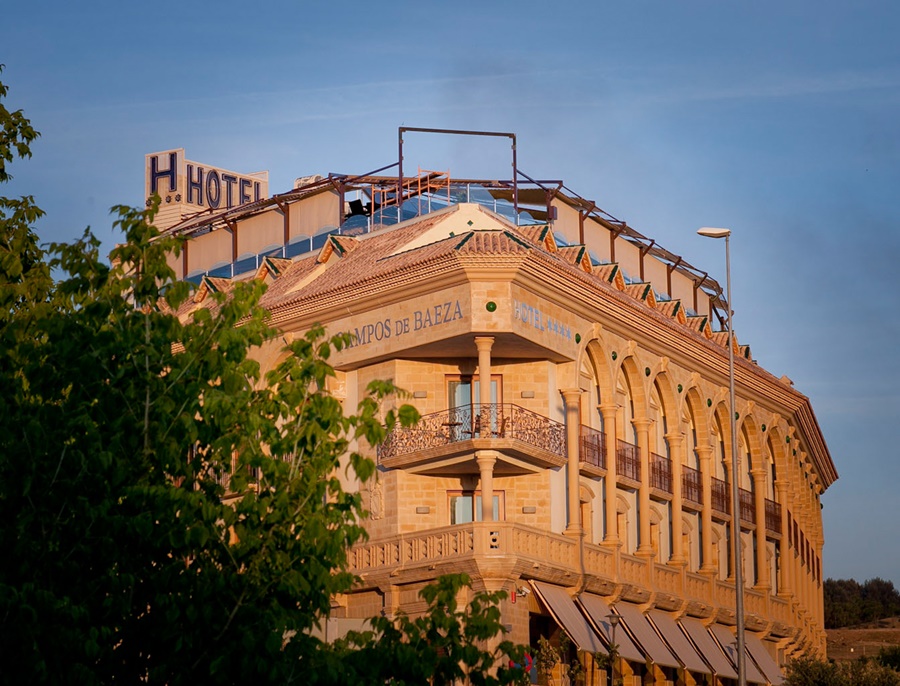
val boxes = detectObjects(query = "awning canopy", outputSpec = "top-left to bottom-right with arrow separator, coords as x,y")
746,633 -> 785,686
710,624 -> 768,685
530,582 -> 605,654
681,618 -> 738,680
576,593 -> 645,663
648,611 -> 710,675
614,603 -> 680,669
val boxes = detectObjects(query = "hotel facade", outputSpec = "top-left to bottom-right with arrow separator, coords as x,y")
153,133 -> 836,686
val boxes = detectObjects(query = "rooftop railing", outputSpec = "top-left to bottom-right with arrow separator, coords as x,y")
377,403 -> 565,462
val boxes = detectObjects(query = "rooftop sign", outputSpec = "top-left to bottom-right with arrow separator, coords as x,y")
145,149 -> 269,230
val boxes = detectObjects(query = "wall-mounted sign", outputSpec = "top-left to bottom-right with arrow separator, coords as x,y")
345,300 -> 465,349
513,298 -> 573,342
145,149 -> 269,229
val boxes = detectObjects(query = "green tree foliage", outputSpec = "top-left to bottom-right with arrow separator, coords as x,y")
783,657 -> 900,686
318,574 -> 529,686
824,578 -> 900,628
879,646 -> 900,673
0,72 -> 527,685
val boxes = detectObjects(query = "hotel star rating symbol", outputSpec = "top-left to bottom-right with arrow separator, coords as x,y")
546,318 -> 572,340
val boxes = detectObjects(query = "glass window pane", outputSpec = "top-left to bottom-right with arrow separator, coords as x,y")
473,495 -> 500,522
448,380 -> 471,409
451,495 -> 473,525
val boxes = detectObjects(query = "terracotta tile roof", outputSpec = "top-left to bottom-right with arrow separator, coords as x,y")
657,299 -> 687,325
687,315 -> 713,339
264,212 -> 454,312
591,263 -> 623,290
710,330 -> 741,354
163,203 -> 757,367
515,224 -> 556,251
557,245 -> 592,273
453,230 -> 534,255
265,257 -> 293,274
624,283 -> 656,308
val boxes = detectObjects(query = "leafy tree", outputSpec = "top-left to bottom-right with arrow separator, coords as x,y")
0,70 -> 527,685
824,578 -> 900,628
318,573 -> 529,686
879,646 -> 900,673
783,657 -> 900,686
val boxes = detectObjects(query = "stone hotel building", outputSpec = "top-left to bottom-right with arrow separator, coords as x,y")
151,135 -> 837,685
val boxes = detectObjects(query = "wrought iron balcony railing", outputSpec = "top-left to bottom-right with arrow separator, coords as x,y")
579,425 -> 606,470
711,476 -> 730,515
377,403 -> 566,461
616,439 -> 640,481
740,487 -> 756,524
683,465 -> 702,505
765,497 -> 782,535
650,452 -> 673,494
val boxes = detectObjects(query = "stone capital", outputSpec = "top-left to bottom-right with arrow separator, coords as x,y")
473,336 -> 495,353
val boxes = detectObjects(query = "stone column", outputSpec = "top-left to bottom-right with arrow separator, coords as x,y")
666,432 -> 686,566
562,389 -> 583,537
475,336 -> 494,411
697,444 -> 716,574
723,450 -> 738,581
752,467 -> 769,590
775,482 -> 792,599
476,451 -> 497,522
600,403 -> 619,546
634,417 -> 653,557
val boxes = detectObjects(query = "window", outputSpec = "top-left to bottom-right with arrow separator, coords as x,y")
446,375 -> 502,438
449,490 -> 504,524
447,374 -> 501,407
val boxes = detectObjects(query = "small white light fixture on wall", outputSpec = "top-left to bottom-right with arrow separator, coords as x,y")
415,506 -> 430,514
522,506 -> 537,514
413,390 -> 427,399
521,390 -> 535,399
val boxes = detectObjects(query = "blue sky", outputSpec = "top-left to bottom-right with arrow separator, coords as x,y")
3,1 -> 899,585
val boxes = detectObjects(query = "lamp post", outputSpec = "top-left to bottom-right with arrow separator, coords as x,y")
697,226 -> 746,686
607,612 -> 621,686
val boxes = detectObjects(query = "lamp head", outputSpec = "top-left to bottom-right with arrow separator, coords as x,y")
697,227 -> 731,239
607,612 -> 621,628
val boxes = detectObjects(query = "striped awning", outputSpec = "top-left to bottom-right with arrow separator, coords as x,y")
613,602 -> 680,669
530,582 -> 605,653
648,611 -> 710,675
681,618 -> 738,680
746,633 -> 785,685
576,593 -> 645,663
710,624 -> 768,685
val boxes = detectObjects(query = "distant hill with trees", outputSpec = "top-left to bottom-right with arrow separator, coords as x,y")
825,578 -> 900,629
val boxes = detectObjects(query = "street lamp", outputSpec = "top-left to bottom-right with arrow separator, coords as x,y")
697,226 -> 746,686
607,612 -> 621,686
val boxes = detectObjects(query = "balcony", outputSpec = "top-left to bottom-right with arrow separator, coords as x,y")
683,465 -> 702,507
349,522 -> 799,633
650,452 -> 673,496
711,476 -> 730,516
765,497 -> 782,536
579,425 -> 606,474
377,403 -> 566,473
349,521 -> 615,584
617,438 -> 640,483
740,487 -> 756,525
